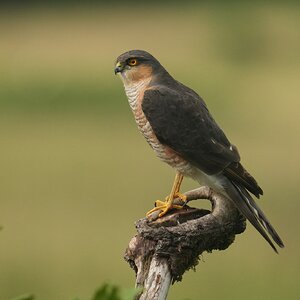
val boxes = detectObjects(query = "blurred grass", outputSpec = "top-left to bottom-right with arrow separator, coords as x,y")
0,2 -> 299,300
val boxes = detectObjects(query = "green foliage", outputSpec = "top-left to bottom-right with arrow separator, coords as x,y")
0,81 -> 126,115
10,284 -> 139,300
89,283 -> 139,300
92,284 -> 121,300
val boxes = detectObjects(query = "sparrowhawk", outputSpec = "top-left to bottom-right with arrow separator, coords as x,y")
114,49 -> 284,252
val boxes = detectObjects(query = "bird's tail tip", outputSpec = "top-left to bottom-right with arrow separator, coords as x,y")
225,180 -> 284,253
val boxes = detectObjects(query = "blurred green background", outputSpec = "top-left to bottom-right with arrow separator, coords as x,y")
0,1 -> 299,299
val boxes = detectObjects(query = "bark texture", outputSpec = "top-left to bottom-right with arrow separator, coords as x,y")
124,186 -> 246,300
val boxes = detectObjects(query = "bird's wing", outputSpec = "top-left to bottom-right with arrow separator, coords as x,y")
142,86 -> 263,197
142,86 -> 240,175
142,86 -> 284,251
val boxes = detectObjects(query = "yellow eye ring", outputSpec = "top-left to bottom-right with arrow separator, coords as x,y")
128,58 -> 138,66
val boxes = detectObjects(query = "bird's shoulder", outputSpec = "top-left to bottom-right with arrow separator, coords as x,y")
143,82 -> 207,109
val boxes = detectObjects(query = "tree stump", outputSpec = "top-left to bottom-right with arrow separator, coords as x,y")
124,186 -> 246,300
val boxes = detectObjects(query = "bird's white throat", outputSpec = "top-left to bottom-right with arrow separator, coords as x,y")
123,77 -> 152,111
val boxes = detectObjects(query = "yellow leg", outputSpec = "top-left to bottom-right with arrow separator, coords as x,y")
173,172 -> 187,201
146,171 -> 187,218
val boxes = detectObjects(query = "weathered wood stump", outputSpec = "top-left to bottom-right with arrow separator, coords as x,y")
124,186 -> 246,300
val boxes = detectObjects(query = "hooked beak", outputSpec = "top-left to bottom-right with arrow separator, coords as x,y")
114,61 -> 124,75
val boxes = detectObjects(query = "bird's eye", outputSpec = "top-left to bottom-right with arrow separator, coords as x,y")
128,58 -> 138,66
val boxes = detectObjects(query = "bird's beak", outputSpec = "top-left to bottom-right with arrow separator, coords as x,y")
114,61 -> 124,75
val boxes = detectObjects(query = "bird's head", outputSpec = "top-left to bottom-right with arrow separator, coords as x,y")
114,50 -> 165,85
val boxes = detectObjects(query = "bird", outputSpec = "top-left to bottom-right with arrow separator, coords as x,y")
114,49 -> 284,253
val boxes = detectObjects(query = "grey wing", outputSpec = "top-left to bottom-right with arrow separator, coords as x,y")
142,87 -> 263,196
142,86 -> 284,252
142,87 -> 240,175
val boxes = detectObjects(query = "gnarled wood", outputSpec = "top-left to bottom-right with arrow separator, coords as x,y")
124,186 -> 246,300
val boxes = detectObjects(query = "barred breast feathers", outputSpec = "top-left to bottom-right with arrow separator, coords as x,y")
123,79 -> 196,177
124,77 -> 158,145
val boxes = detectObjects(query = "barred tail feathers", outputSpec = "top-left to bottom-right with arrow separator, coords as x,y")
224,179 -> 284,252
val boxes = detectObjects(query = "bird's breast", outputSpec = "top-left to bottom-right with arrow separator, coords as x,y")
124,82 -> 195,176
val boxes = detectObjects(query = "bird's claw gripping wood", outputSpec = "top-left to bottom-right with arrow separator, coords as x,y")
155,192 -> 187,208
146,192 -> 188,217
146,201 -> 183,218
146,171 -> 187,218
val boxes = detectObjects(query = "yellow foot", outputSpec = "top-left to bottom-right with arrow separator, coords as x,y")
146,192 -> 188,218
146,171 -> 187,218
155,192 -> 187,207
154,199 -> 166,207
146,201 -> 183,218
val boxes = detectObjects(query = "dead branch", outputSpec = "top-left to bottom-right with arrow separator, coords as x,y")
124,186 -> 246,300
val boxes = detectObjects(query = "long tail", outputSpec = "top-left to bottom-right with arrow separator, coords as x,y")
224,179 -> 284,253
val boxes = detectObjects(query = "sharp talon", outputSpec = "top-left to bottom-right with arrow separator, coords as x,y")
146,206 -> 163,216
146,201 -> 184,218
158,204 -> 183,217
146,172 -> 186,218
